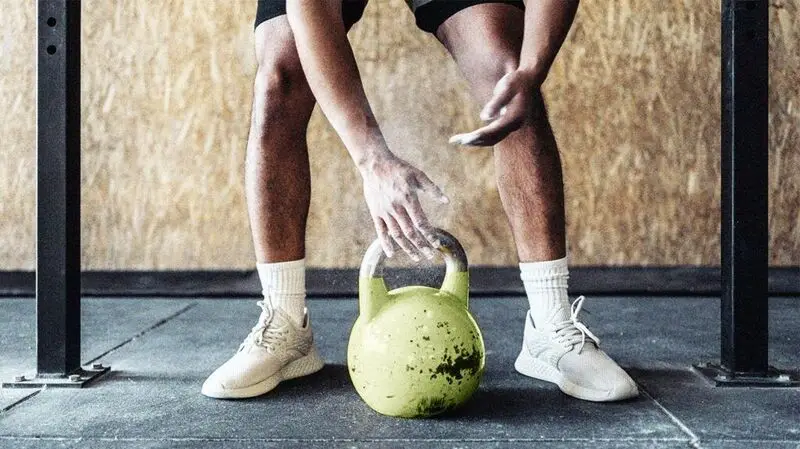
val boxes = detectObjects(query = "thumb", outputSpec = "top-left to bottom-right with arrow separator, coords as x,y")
480,72 -> 520,121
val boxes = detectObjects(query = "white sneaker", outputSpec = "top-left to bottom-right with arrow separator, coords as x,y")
201,300 -> 324,399
514,296 -> 639,402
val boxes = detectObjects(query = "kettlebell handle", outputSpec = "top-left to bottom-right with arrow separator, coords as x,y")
359,228 -> 469,308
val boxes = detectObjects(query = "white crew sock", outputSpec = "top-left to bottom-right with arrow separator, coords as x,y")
520,257 -> 571,327
256,259 -> 306,325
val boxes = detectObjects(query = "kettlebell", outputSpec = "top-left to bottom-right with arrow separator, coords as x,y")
347,229 -> 485,418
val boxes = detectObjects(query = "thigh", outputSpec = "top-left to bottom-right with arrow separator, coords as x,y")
254,0 -> 369,31
254,14 -> 303,75
432,3 -> 526,103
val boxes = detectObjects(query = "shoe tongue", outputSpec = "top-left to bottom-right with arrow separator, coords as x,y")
532,308 -> 571,331
255,305 -> 278,328
546,305 -> 571,324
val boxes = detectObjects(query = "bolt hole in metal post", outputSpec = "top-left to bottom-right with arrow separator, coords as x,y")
47,17 -> 56,26
46,45 -> 56,54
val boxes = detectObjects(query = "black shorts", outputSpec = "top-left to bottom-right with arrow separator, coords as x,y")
255,0 -> 525,34
411,1 -> 525,33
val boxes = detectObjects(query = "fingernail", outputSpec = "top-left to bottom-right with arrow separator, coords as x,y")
432,239 -> 442,248
411,254 -> 420,262
449,135 -> 462,144
423,248 -> 434,259
440,196 -> 450,204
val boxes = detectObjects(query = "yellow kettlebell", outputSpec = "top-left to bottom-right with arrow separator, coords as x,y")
347,229 -> 486,418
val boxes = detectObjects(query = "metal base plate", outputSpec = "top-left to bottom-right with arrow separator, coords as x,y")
2,365 -> 110,389
693,363 -> 800,387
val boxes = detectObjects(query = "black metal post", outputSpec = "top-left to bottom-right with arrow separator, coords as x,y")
36,0 -> 83,378
694,0 -> 797,386
4,0 -> 108,389
719,0 -> 769,374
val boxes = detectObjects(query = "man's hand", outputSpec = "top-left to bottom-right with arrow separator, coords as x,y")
450,0 -> 579,147
361,154 -> 449,261
449,69 -> 543,147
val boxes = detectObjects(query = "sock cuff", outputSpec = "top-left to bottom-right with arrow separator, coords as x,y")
520,256 -> 569,286
257,258 -> 305,294
520,257 -> 571,325
256,258 -> 305,271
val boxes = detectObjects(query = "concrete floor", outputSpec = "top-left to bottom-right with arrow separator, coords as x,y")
0,296 -> 798,449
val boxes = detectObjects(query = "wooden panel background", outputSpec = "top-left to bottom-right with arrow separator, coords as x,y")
1,0 -> 798,270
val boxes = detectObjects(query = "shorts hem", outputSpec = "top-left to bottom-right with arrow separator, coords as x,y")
414,0 -> 525,33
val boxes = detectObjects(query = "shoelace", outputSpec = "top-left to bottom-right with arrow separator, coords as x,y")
550,296 -> 600,353
239,300 -> 287,353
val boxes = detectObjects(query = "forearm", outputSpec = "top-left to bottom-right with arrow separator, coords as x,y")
286,0 -> 390,171
519,0 -> 579,82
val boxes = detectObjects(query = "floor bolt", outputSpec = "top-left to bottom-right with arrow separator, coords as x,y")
13,375 -> 25,382
92,363 -> 103,370
68,374 -> 81,382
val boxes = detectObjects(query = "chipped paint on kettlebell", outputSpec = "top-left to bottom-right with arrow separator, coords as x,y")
347,272 -> 485,419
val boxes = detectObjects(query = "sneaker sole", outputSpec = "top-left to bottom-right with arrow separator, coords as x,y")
514,348 -> 638,402
201,346 -> 325,399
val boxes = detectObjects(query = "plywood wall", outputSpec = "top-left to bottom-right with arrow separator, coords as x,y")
1,0 -> 798,270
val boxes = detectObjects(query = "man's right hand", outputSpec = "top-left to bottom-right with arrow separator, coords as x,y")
361,153 -> 449,261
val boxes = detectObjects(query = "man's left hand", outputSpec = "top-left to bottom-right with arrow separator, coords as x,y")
449,69 -> 542,147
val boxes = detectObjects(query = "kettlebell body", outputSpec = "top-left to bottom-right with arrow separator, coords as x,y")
348,230 -> 485,418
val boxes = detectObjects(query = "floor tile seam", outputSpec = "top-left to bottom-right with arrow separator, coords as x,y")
0,436 -> 694,443
0,304 -> 195,416
82,302 -> 197,366
0,390 -> 41,414
705,438 -> 800,443
638,382 -> 702,448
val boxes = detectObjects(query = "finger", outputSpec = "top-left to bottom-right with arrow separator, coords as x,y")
451,115 -> 521,147
394,206 -> 435,259
449,132 -> 482,146
384,215 -> 421,262
414,172 -> 449,204
404,196 -> 441,249
373,217 -> 395,258
481,72 -> 520,121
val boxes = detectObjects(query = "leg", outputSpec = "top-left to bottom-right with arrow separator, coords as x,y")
434,4 -> 565,263
432,4 -> 638,402
247,0 -> 368,262
246,18 -> 316,263
204,2 -> 369,399
203,16 -> 324,401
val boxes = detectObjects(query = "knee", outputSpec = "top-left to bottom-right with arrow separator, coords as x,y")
471,52 -> 548,121
251,61 -> 309,133
468,45 -> 518,95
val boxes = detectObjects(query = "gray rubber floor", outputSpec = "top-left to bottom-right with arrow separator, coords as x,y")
0,297 -> 798,449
